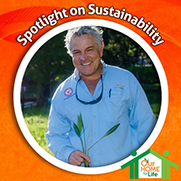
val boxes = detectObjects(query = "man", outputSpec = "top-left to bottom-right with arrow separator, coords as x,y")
46,26 -> 156,167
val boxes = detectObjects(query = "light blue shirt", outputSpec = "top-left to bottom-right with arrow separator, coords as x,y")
46,62 -> 156,167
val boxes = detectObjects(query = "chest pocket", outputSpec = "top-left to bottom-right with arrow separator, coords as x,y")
103,86 -> 129,125
108,86 -> 128,104
111,89 -> 123,98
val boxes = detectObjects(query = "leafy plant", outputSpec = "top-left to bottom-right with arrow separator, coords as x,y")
87,123 -> 120,155
73,113 -> 120,167
73,113 -> 88,166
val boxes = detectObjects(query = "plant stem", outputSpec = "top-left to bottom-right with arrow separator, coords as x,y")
83,125 -> 86,155
84,159 -> 89,167
87,135 -> 105,156
80,137 -> 85,153
80,134 -> 89,167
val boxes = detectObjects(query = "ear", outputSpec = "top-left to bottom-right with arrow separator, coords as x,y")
100,42 -> 104,57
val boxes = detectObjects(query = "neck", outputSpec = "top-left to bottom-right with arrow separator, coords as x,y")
81,76 -> 101,96
80,65 -> 103,96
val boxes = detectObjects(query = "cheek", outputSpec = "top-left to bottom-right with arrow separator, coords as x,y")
90,51 -> 100,59
94,50 -> 102,58
72,59 -> 77,68
72,57 -> 79,65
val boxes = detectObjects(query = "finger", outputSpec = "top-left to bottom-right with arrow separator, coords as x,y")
69,150 -> 86,165
76,150 -> 91,163
70,156 -> 82,166
72,153 -> 85,164
69,153 -> 81,165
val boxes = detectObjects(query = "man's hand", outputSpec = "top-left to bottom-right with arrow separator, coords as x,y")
68,150 -> 91,166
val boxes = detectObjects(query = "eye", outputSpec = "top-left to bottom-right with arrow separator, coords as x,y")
73,51 -> 80,55
87,48 -> 93,52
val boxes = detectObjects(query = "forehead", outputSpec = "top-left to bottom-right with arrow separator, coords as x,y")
70,34 -> 97,50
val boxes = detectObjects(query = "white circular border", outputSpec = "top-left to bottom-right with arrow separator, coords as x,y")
13,19 -> 168,175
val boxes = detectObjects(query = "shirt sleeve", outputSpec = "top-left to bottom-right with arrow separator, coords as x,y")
45,99 -> 76,163
129,74 -> 156,147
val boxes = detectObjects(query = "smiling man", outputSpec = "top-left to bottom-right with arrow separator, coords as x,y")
46,26 -> 156,167
70,33 -> 104,96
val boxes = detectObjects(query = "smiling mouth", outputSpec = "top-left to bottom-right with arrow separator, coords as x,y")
82,62 -> 92,66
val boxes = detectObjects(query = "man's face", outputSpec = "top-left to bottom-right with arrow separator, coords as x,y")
70,34 -> 104,79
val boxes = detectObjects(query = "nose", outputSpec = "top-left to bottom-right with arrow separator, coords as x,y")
80,52 -> 87,61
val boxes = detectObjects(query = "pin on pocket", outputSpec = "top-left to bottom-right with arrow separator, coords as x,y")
116,84 -> 124,89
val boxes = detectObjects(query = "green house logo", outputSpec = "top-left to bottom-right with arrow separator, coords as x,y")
121,149 -> 179,179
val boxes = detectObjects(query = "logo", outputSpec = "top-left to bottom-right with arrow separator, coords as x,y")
121,149 -> 179,179
64,88 -> 73,97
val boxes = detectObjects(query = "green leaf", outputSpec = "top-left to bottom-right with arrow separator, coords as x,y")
73,123 -> 80,137
104,123 -> 120,136
87,123 -> 120,153
77,113 -> 83,133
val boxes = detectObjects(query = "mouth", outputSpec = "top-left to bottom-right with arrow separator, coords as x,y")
81,62 -> 92,66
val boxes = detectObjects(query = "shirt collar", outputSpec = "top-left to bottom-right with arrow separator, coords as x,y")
73,60 -> 107,81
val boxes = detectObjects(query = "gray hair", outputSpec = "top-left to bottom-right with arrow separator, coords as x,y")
64,26 -> 104,55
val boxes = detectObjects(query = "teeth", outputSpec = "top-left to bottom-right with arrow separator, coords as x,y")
82,62 -> 91,66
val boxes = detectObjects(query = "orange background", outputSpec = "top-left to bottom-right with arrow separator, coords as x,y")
0,0 -> 181,180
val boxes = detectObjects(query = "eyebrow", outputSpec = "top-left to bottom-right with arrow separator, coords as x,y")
86,45 -> 94,49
